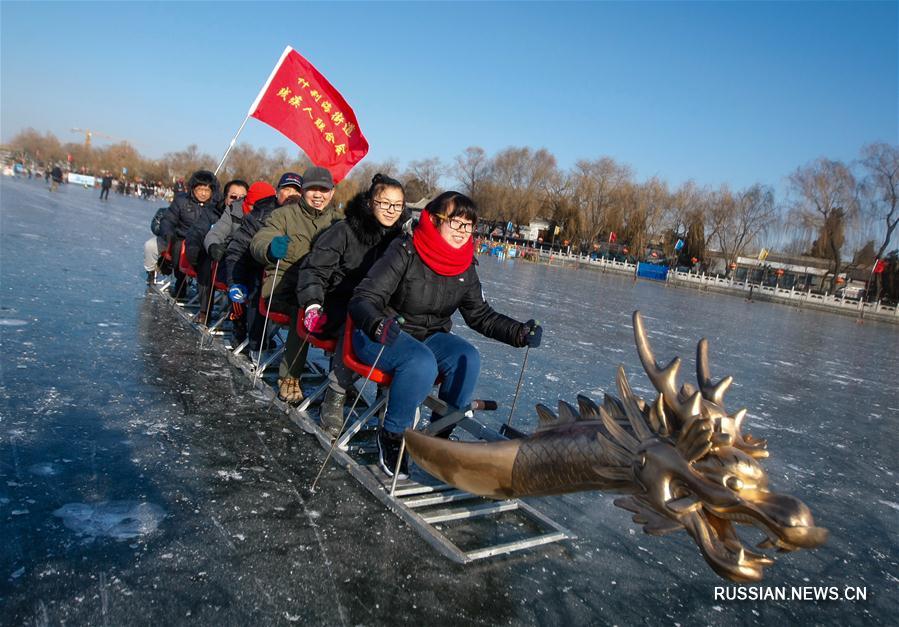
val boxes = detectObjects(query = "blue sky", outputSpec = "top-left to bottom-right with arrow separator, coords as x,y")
1,1 -> 896,191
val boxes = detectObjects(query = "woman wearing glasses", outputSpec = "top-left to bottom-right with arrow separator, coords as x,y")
349,191 -> 542,478
295,174 -> 410,436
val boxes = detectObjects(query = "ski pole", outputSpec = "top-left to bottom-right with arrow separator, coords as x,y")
310,318 -> 403,493
310,341 -> 388,493
198,260 -> 220,349
505,344 -> 531,428
254,258 -> 281,382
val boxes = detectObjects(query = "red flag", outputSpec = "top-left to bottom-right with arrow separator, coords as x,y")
873,259 -> 886,274
248,46 -> 368,183
608,231 -> 617,243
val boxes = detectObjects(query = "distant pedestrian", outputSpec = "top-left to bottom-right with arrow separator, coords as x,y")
49,166 -> 63,192
100,173 -> 113,200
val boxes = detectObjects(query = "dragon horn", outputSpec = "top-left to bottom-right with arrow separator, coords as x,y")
696,338 -> 733,407
632,311 -> 700,428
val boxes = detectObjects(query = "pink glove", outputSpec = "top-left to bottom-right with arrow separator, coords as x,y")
303,306 -> 328,333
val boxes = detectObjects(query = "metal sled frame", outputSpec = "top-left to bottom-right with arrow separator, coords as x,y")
149,282 -> 575,563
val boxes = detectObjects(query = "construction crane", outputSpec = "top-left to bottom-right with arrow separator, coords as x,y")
70,128 -> 122,148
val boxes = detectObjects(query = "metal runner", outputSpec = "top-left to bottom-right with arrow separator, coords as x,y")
149,279 -> 575,562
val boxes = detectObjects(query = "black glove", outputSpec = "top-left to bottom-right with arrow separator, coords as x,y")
518,319 -> 542,348
209,243 -> 226,261
373,317 -> 402,346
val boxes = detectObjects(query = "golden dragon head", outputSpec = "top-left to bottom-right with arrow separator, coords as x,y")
404,311 -> 827,582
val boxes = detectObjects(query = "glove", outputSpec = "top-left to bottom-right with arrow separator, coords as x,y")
374,317 -> 402,346
209,243 -> 226,261
228,284 -> 248,303
518,319 -> 542,348
268,235 -> 290,260
303,305 -> 328,334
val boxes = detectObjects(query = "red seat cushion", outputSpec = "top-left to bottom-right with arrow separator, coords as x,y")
342,318 -> 392,386
295,318 -> 337,353
178,241 -> 198,278
258,297 -> 291,326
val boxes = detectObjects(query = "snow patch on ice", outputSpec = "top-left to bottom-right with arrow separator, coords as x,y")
53,501 -> 165,539
28,463 -> 59,476
217,470 -> 243,481
544,374 -> 560,382
877,500 -> 899,512
0,319 -> 28,326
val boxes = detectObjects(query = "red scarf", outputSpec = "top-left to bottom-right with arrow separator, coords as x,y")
412,210 -> 474,276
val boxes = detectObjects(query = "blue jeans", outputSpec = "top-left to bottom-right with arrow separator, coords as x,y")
352,329 -> 481,434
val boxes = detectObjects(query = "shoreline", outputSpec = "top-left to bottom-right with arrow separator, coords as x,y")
515,249 -> 899,326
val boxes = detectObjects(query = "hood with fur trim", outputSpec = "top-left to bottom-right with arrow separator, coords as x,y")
188,170 -> 221,202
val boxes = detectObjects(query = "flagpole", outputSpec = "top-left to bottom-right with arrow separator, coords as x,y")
213,46 -> 294,176
214,115 -> 249,176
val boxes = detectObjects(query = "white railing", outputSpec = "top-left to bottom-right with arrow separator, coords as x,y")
528,250 -> 898,319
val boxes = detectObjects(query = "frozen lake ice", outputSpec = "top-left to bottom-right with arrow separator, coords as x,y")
1,176 -> 897,624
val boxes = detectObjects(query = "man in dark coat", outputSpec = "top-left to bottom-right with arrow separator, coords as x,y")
159,170 -> 220,298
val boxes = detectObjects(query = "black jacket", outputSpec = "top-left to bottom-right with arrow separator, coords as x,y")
184,202 -> 225,268
150,207 -> 166,236
295,193 -> 408,336
349,235 -> 527,344
159,170 -> 220,241
224,195 -> 279,286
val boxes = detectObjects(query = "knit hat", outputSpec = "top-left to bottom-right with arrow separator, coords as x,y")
244,181 -> 277,213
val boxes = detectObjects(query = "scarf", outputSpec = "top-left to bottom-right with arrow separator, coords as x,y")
412,210 -> 474,276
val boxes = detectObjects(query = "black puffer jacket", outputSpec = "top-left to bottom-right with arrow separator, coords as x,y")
295,193 -> 409,336
159,170 -> 220,241
349,236 -> 527,344
223,195 -> 279,286
184,202 -> 225,267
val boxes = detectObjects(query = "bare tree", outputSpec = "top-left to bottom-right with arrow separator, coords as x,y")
569,157 -> 632,245
403,157 -> 444,201
788,158 -> 858,290
860,143 -> 899,260
713,184 -> 776,274
619,177 -> 669,258
164,144 -> 216,181
483,147 -> 557,227
453,146 -> 492,204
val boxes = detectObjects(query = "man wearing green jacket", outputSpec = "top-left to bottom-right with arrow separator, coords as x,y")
251,166 -> 341,403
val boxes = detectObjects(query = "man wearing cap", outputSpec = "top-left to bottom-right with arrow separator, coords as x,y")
250,166 -> 342,403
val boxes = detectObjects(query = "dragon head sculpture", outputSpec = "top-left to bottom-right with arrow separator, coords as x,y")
404,311 -> 827,582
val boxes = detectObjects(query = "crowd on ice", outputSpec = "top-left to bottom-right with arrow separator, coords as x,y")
147,167 -> 542,477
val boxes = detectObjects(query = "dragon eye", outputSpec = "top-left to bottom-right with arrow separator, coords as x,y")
638,454 -> 647,469
725,476 -> 744,491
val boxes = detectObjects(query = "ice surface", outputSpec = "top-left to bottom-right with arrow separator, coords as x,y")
1,177 -> 897,624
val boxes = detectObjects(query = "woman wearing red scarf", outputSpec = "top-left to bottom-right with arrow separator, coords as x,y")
349,191 -> 542,478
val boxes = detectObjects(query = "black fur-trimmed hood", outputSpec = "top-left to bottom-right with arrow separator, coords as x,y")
344,192 -> 410,246
188,169 -> 221,201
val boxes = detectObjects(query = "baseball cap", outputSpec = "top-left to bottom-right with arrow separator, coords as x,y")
277,172 -> 303,190
301,166 -> 334,191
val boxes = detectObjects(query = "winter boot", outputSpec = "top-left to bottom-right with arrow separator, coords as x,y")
319,387 -> 346,437
277,376 -> 303,404
146,270 -> 155,286
377,428 -> 408,479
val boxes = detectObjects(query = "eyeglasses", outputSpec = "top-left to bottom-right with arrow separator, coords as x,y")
228,194 -> 245,201
436,214 -> 474,234
373,198 -> 404,213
